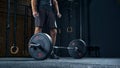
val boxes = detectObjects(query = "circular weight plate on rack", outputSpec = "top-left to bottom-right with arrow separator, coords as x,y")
68,39 -> 87,59
28,33 -> 52,60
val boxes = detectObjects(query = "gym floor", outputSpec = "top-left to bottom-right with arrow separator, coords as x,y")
0,58 -> 120,68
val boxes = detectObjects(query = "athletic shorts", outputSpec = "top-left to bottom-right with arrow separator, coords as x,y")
34,8 -> 57,29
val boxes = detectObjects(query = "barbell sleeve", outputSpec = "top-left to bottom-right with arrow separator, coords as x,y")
53,46 -> 78,50
30,44 -> 40,47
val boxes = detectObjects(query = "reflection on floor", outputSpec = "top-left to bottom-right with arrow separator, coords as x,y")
0,58 -> 120,68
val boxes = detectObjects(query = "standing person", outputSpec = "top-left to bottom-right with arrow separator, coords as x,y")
31,0 -> 62,59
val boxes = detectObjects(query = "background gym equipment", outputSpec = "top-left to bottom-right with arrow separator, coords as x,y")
5,0 -> 11,56
28,33 -> 87,60
10,0 -> 19,55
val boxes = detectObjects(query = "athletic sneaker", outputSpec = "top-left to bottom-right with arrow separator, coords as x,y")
49,52 -> 60,59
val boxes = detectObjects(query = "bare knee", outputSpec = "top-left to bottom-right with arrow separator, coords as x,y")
34,27 -> 42,34
50,29 -> 57,36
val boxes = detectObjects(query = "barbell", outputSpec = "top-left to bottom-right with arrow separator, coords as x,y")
28,33 -> 87,60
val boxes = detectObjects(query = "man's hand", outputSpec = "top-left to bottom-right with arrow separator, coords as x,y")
52,0 -> 61,18
32,11 -> 39,17
31,0 -> 38,17
57,12 -> 62,18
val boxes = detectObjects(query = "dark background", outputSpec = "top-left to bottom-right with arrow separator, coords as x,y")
89,0 -> 120,58
57,0 -> 120,58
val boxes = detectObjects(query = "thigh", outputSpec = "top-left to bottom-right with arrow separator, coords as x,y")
47,11 -> 57,29
34,9 -> 46,27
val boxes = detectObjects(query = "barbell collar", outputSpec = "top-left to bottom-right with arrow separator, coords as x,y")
29,43 -> 48,53
30,43 -> 41,47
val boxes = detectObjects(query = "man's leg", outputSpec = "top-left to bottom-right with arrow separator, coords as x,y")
34,27 -> 42,34
46,9 -> 59,59
34,9 -> 46,34
50,28 -> 57,46
49,28 -> 59,59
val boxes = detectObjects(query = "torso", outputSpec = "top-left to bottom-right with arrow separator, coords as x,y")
37,0 -> 53,11
38,0 -> 52,6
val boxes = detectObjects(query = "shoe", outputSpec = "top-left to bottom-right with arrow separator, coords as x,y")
49,52 -> 60,59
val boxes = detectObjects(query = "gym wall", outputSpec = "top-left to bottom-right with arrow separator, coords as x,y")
0,0 -> 33,57
55,0 -> 82,57
89,0 -> 120,57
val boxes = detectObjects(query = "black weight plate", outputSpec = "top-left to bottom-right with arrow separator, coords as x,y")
28,33 -> 52,60
68,39 -> 87,59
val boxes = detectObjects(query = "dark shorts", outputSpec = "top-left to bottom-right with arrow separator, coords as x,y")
34,8 -> 57,29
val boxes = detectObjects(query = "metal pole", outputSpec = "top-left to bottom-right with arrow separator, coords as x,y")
84,0 -> 91,46
80,0 -> 83,39
13,0 -> 17,50
6,0 -> 11,56
87,0 -> 92,46
23,6 -> 28,54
